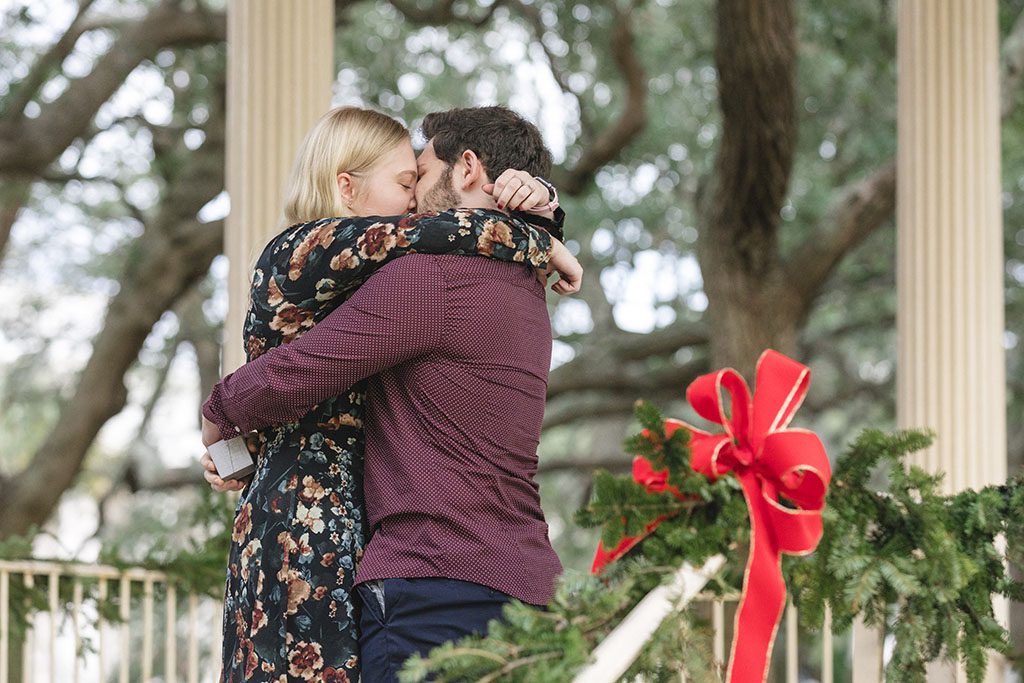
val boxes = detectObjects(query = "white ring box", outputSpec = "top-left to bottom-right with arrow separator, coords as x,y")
208,435 -> 256,481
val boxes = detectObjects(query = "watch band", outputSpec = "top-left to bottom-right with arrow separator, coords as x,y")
532,176 -> 560,212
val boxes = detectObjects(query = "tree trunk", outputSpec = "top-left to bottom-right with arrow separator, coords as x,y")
701,265 -> 802,375
698,0 -> 800,376
0,103 -> 226,539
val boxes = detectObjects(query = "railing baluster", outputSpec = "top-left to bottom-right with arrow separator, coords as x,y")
712,599 -> 725,665
0,558 -> 843,683
1,569 -> 9,683
98,578 -> 107,683
72,578 -> 83,683
47,571 -> 57,683
210,603 -> 222,683
142,578 -> 154,681
188,593 -> 199,683
822,604 -> 833,683
22,573 -> 33,683
785,602 -> 798,683
166,583 -> 177,683
119,575 -> 130,683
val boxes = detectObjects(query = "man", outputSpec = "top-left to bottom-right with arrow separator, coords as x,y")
202,106 -> 575,682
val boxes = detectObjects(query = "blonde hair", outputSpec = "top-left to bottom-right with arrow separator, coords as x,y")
281,107 -> 409,226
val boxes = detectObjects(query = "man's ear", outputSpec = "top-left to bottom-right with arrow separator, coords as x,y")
458,149 -> 488,190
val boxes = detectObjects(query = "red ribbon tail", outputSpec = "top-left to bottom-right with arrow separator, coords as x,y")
590,513 -> 679,574
727,473 -> 787,683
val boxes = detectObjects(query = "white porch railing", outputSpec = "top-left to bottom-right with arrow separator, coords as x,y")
573,555 -> 851,683
0,559 -> 224,683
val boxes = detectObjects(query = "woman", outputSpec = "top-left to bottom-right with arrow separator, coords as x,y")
200,106 -> 579,682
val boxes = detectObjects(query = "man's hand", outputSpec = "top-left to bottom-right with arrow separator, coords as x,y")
200,450 -> 249,493
483,170 -> 551,213
536,238 -> 582,295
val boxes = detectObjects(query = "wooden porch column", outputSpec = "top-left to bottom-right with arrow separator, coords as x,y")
892,0 -> 1006,680
224,0 -> 334,371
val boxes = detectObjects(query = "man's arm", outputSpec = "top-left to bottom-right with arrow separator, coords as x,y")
204,256 -> 445,441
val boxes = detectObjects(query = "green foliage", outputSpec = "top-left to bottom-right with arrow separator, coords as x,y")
575,401 -> 747,574
790,429 -> 1023,683
98,486 -> 236,598
399,559 -> 718,683
405,406 -> 1024,682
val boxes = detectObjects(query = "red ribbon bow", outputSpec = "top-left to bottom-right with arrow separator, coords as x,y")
591,350 -> 830,683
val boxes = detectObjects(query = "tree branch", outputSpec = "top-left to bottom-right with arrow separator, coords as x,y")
0,0 -> 225,175
0,89 -> 226,539
3,0 -> 100,117
548,352 -> 705,399
613,321 -> 708,361
544,353 -> 704,430
544,394 -> 639,430
786,5 -> 1024,314
784,160 -> 897,311
387,0 -> 505,27
549,2 -> 648,196
537,455 -> 632,475
0,177 -> 31,264
514,2 -> 596,143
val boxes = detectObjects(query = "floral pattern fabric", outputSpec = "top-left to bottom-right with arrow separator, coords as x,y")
219,209 -> 553,682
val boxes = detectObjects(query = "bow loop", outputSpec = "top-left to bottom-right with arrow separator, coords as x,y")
688,430 -> 731,480
686,369 -> 752,446
762,500 -> 825,555
632,456 -> 669,493
758,431 -> 830,511
751,350 -> 811,450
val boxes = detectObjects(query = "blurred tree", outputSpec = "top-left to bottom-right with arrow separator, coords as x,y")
1,0 -> 1024,584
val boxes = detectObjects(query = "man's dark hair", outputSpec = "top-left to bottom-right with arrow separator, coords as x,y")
422,106 -> 553,179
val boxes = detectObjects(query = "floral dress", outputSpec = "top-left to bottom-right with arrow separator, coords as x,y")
220,209 -> 554,683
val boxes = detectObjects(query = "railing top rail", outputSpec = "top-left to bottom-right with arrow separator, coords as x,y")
571,554 -> 726,683
0,559 -> 170,582
694,591 -> 743,601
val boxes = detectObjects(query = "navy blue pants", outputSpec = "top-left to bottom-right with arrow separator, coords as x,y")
355,577 -> 511,683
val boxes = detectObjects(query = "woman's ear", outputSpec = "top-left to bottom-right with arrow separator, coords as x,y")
337,172 -> 357,208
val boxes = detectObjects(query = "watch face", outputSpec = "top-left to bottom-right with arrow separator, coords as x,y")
535,177 -> 557,202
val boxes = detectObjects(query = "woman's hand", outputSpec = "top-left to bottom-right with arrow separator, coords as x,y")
483,170 -> 553,214
200,449 -> 250,493
536,238 -> 582,295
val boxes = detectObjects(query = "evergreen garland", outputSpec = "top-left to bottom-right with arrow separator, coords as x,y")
402,404 -> 1024,683
398,558 -> 718,683
790,429 -> 1024,682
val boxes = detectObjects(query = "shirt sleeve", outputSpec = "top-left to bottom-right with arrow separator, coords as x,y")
510,206 -> 565,242
265,209 -> 551,311
203,255 -> 446,439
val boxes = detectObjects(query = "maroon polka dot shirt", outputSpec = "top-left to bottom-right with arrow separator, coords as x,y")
203,254 -> 563,605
